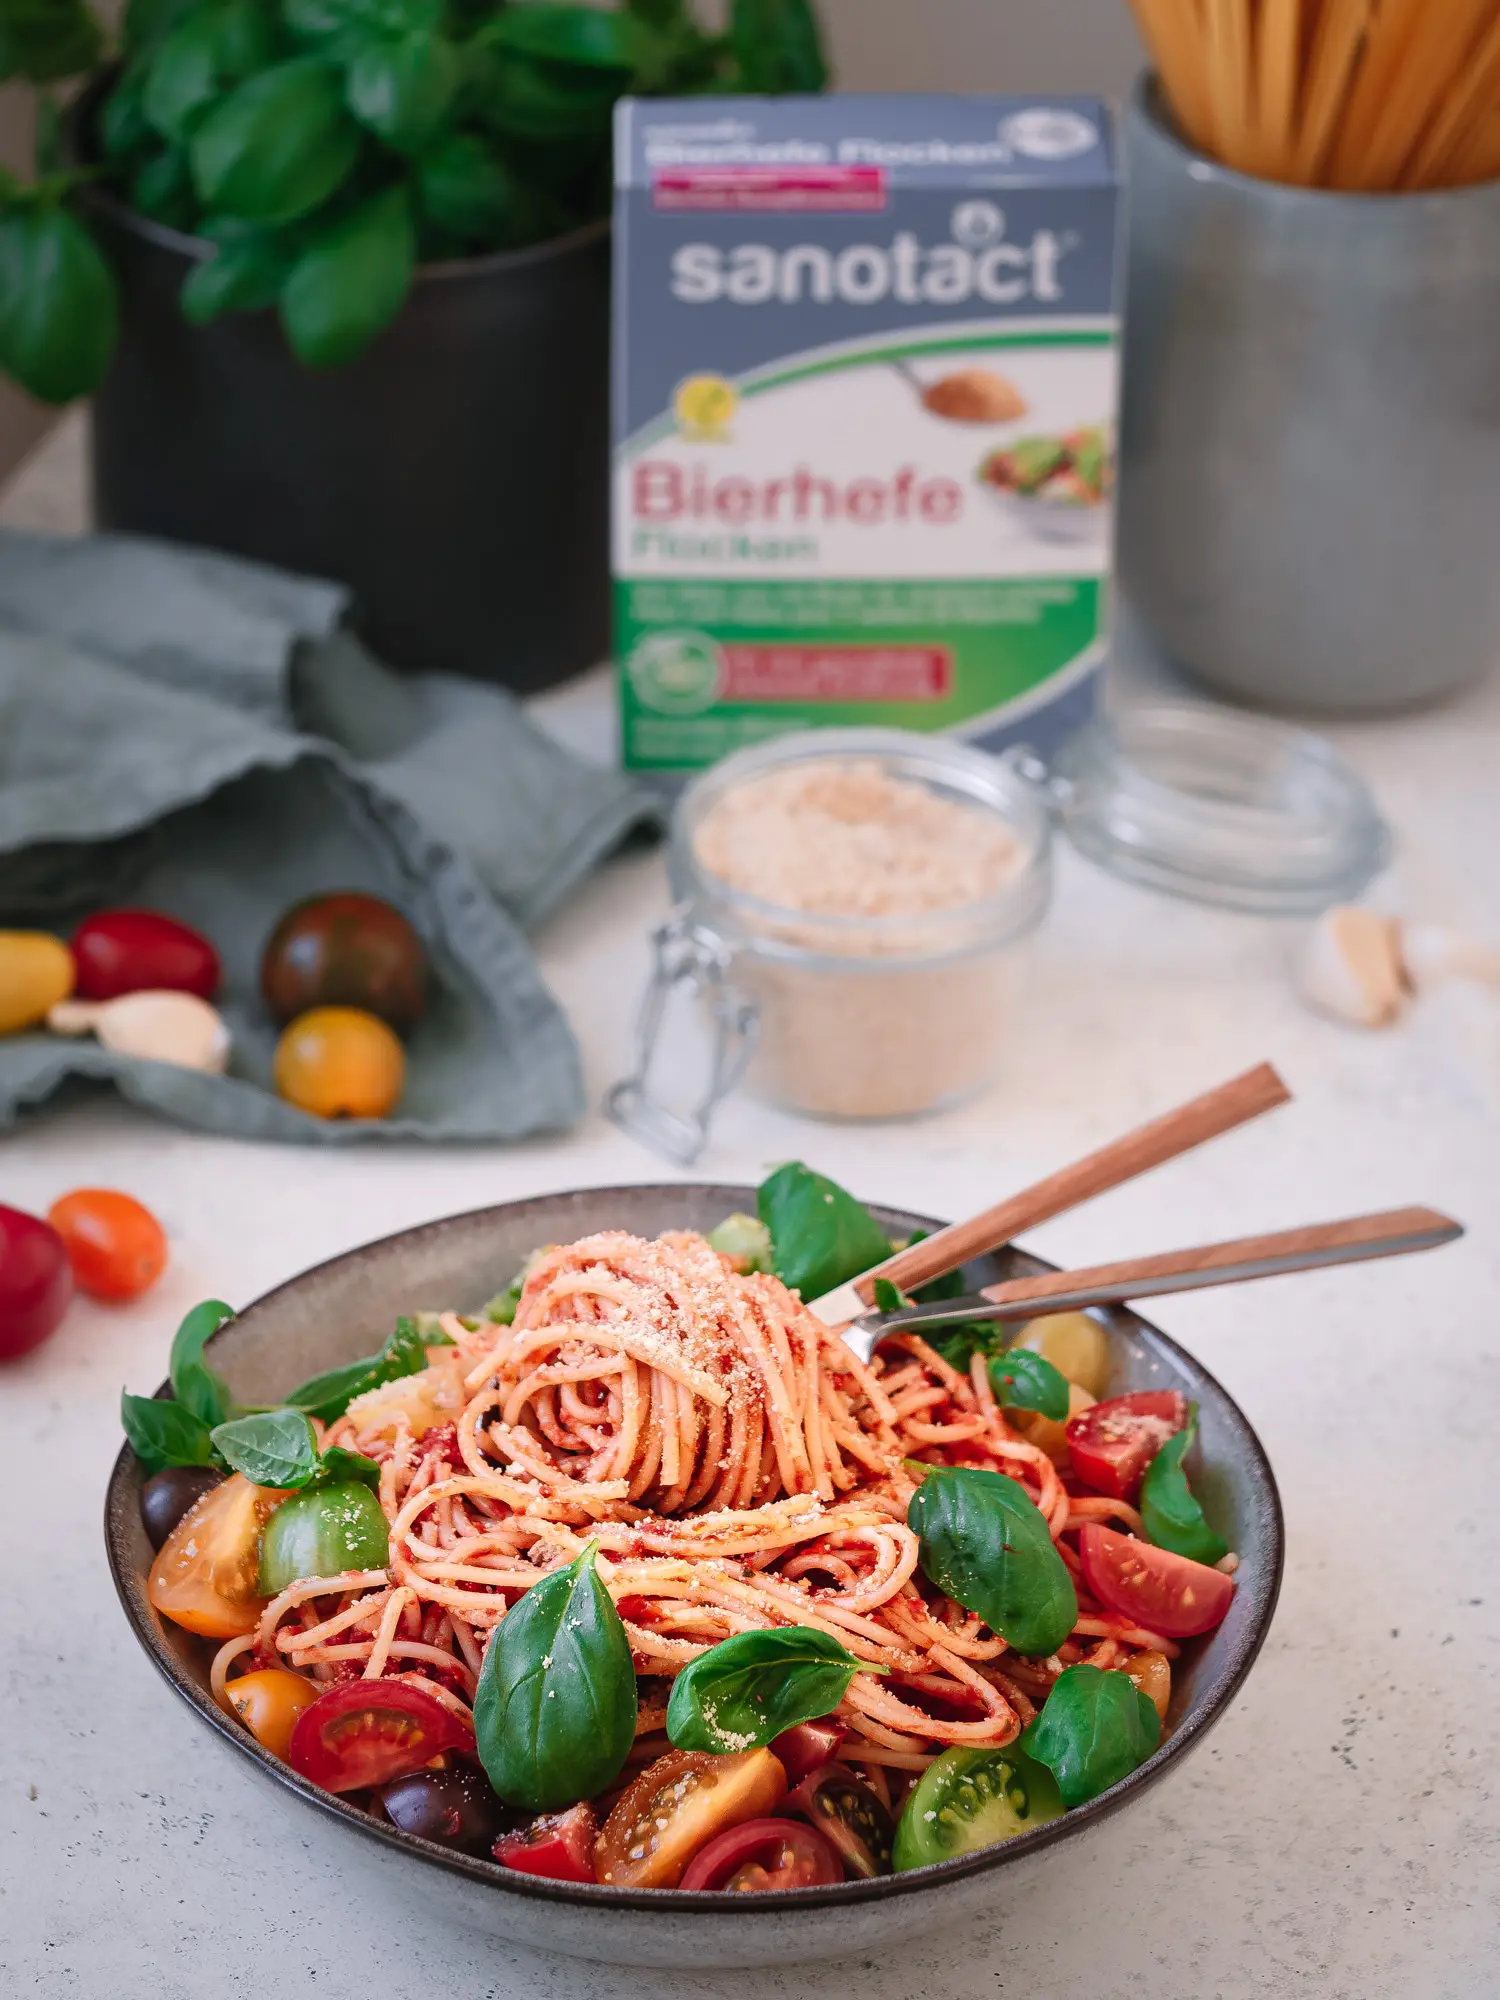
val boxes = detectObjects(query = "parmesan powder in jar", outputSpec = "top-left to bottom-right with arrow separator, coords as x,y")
673,731 -> 1052,1120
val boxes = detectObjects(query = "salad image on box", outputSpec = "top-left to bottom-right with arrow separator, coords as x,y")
612,95 -> 1120,773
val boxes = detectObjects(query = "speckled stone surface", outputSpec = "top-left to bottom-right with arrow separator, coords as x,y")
0,431 -> 1496,1995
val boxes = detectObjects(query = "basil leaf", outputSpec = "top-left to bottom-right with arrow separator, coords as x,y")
1140,1403 -> 1229,1566
285,1313 -> 443,1423
1020,1663 -> 1160,1808
181,231 -> 289,323
0,0 -> 102,83
167,1298 -> 235,1428
346,30 -> 459,152
143,6 -> 224,141
757,1161 -> 892,1301
314,1445 -> 383,1492
280,183 -> 415,368
729,0 -> 827,92
0,204 -> 118,404
190,56 -> 360,226
666,1626 -> 881,1753
474,1541 -> 636,1812
871,1276 -> 906,1314
210,1407 -> 321,1488
120,1390 -> 218,1475
988,1348 -> 1070,1422
909,1466 -> 1077,1658
486,3 -> 644,70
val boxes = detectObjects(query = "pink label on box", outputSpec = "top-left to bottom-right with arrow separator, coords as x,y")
652,167 -> 887,213
720,645 -> 951,702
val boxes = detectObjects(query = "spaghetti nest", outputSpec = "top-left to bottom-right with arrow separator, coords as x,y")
224,1230 -> 1176,1785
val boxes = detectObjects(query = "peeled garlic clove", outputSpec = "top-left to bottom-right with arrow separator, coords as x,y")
1298,906 -> 1407,1028
48,989 -> 230,1073
1398,924 -> 1500,994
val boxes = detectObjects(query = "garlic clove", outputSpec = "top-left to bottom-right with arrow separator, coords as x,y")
1298,906 -> 1407,1028
1397,924 -> 1500,995
48,989 -> 231,1073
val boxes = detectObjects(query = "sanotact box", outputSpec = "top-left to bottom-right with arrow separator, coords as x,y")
611,94 -> 1120,773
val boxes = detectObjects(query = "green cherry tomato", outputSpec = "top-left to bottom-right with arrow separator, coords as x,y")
891,1746 -> 1064,1872
257,1480 -> 390,1595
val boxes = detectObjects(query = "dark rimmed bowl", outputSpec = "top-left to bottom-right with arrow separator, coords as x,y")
103,1183 -> 1284,1968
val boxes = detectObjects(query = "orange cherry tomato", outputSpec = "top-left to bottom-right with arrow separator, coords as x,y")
47,1188 -> 167,1301
223,1668 -> 321,1758
273,1006 -> 405,1120
147,1473 -> 283,1638
595,1749 -> 787,1888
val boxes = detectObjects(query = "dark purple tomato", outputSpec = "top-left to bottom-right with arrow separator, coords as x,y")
260,893 -> 428,1036
72,910 -> 221,1001
375,1761 -> 509,1852
140,1466 -> 225,1551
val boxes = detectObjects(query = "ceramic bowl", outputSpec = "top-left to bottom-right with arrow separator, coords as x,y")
103,1183 -> 1283,1969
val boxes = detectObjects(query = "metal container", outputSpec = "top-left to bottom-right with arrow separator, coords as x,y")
1119,77 -> 1500,715
87,189 -> 610,692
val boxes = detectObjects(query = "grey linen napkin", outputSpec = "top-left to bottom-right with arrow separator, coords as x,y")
0,528 -> 661,1142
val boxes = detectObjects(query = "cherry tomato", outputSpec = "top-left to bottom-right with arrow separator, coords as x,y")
1066,1390 -> 1187,1500
788,1763 -> 894,1878
261,893 -> 428,1035
379,1763 -> 508,1853
595,1748 -> 787,1889
0,1204 -> 74,1360
274,1006 -> 405,1120
257,1480 -> 391,1595
769,1718 -> 846,1785
140,1466 -> 223,1550
891,1746 -> 1063,1871
1077,1523 -> 1234,1639
147,1473 -> 281,1638
679,1817 -> 842,1892
493,1802 -> 598,1882
46,1188 -> 167,1301
1125,1648 -> 1173,1721
223,1668 -> 321,1758
71,909 -> 220,1002
0,931 -> 74,1033
288,1680 -> 473,1794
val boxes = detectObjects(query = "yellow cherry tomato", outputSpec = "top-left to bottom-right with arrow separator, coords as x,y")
1015,1310 -> 1111,1399
0,931 -> 74,1034
273,1006 -> 405,1119
147,1474 -> 282,1638
1125,1648 -> 1172,1720
223,1667 -> 321,1757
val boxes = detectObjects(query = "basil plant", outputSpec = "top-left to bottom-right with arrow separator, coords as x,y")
0,0 -> 828,399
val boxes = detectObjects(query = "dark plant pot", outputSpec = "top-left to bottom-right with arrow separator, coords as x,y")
86,190 -> 611,691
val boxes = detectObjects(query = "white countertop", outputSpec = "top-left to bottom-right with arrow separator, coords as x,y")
1,442 -> 1496,1995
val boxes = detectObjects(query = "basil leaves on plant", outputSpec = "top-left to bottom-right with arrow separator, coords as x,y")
0,205 -> 119,404
211,1406 -> 321,1488
280,182 -> 415,367
666,1627 -> 881,1754
988,1348 -> 1070,1423
0,0 -> 102,83
284,1313 -> 444,1424
190,56 -> 360,224
730,0 -> 828,92
346,31 -> 460,152
474,1542 -> 636,1812
181,230 -> 289,321
1139,1403 -> 1228,1566
908,1466 -> 1077,1659
757,1162 -> 892,1301
1020,1663 -> 1161,1809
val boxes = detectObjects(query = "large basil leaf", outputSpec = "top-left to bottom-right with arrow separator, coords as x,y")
0,205 -> 118,403
474,48 -> 622,141
131,147 -> 197,228
486,4 -> 644,70
191,56 -> 360,224
730,0 -> 827,92
210,1407 -> 321,1488
1020,1663 -> 1160,1808
181,230 -> 289,321
988,1348 -> 1070,1422
474,1542 -> 636,1812
346,31 -> 459,152
0,0 -> 102,84
120,1390 -> 218,1475
167,1299 -> 235,1427
284,1313 -> 442,1423
142,8 -> 222,140
909,1466 -> 1077,1658
280,182 -> 414,366
757,1161 -> 892,1301
1140,1403 -> 1228,1566
666,1626 -> 880,1753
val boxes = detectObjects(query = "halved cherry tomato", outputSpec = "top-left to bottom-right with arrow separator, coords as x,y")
1078,1523 -> 1234,1639
46,1188 -> 167,1301
224,1668 -> 321,1758
1066,1390 -> 1187,1500
770,1718 -> 846,1785
493,1802 -> 598,1882
679,1817 -> 842,1892
0,1203 -> 73,1360
1125,1648 -> 1173,1720
71,909 -> 220,1002
788,1763 -> 894,1879
147,1473 -> 282,1638
288,1680 -> 473,1794
595,1748 -> 787,1889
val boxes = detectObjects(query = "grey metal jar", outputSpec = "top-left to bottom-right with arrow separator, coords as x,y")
1118,77 -> 1500,715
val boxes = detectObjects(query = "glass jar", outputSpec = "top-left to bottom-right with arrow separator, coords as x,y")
606,729 -> 1053,1160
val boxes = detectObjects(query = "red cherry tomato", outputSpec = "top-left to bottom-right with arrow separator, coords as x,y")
1066,1390 -> 1187,1500
769,1718 -> 846,1785
679,1816 -> 843,1893
47,1188 -> 167,1301
1077,1523 -> 1235,1639
288,1680 -> 473,1794
0,1204 -> 73,1360
71,909 -> 220,1002
493,1803 -> 599,1883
